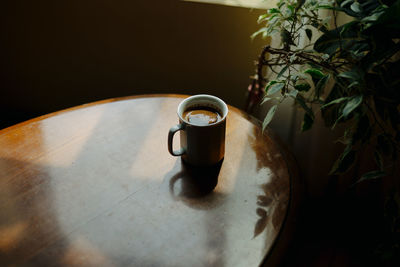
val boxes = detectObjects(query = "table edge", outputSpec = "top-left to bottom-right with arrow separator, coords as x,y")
1,94 -> 260,134
0,95 -> 180,134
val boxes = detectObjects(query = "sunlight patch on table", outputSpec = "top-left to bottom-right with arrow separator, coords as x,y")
62,235 -> 115,266
40,105 -> 105,167
129,99 -> 179,181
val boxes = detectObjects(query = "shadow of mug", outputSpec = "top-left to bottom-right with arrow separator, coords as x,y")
168,159 -> 225,209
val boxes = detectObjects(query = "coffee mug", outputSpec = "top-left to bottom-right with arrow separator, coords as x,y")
168,94 -> 228,166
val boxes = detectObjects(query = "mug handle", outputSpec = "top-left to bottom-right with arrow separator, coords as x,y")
168,123 -> 186,156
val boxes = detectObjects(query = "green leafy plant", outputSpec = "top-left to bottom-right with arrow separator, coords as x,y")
248,0 -> 400,182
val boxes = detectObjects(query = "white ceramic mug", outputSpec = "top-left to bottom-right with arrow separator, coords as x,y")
168,95 -> 228,166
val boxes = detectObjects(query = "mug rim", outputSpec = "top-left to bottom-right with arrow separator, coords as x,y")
177,94 -> 228,127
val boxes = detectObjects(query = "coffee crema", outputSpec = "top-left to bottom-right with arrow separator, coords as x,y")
182,106 -> 222,126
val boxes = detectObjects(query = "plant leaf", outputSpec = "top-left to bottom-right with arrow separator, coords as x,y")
260,97 -> 272,105
331,114 -> 344,130
330,145 -> 356,174
267,82 -> 285,96
277,65 -> 289,79
280,29 -> 294,46
292,72 -> 309,80
265,80 -> 278,92
262,105 -> 277,131
348,81 -> 359,89
295,95 -> 314,118
305,28 -> 312,41
285,4 -> 295,18
304,68 -> 324,79
321,84 -> 343,127
289,53 -> 297,63
314,24 -> 361,56
251,27 -> 268,39
257,14 -> 269,23
356,170 -> 386,184
321,97 -> 349,109
301,113 -> 314,132
337,71 -> 360,81
361,11 -> 385,22
268,8 -> 281,14
317,5 -> 343,11
311,21 -> 329,33
287,89 -> 298,98
294,83 -> 311,92
342,95 -> 363,117
315,75 -> 330,98
350,2 -> 362,13
340,0 -> 353,8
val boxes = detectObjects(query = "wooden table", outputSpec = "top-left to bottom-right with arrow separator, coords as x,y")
0,95 -> 297,267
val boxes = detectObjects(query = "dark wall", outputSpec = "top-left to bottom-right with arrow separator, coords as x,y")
0,0 -> 265,129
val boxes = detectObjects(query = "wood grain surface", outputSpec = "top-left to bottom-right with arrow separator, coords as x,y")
0,95 -> 292,267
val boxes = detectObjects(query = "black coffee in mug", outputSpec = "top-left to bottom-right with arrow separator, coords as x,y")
168,94 -> 228,166
182,106 -> 222,126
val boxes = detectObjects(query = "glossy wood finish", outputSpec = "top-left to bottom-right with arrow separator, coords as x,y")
0,95 -> 292,267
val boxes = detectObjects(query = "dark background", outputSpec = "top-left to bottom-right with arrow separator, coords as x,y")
0,0 -> 264,129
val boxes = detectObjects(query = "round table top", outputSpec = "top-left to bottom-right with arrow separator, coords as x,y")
0,95 -> 292,267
